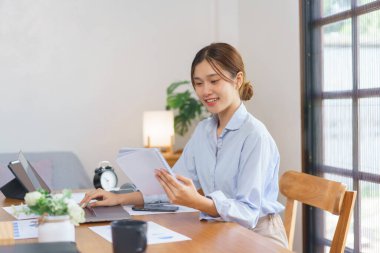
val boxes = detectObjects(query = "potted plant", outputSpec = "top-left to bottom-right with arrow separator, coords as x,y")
166,80 -> 205,136
22,189 -> 85,242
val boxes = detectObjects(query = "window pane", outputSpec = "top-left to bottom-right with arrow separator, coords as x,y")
323,174 -> 354,249
323,20 -> 352,91
358,10 -> 380,89
358,0 -> 378,6
322,99 -> 352,169
361,181 -> 380,252
359,98 -> 380,173
322,0 -> 351,17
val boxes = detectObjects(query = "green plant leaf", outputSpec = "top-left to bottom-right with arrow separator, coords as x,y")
166,80 -> 190,95
166,80 -> 204,136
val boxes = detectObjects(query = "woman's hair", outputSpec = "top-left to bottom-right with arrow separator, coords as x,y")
191,42 -> 253,101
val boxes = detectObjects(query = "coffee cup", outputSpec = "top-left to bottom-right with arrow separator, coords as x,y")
111,220 -> 147,253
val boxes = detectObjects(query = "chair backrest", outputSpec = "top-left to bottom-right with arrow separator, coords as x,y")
279,171 -> 356,253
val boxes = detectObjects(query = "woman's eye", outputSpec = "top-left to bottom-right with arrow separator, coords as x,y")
211,79 -> 220,84
194,82 -> 203,86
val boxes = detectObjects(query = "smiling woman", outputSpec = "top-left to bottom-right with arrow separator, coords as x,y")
81,42 -> 288,248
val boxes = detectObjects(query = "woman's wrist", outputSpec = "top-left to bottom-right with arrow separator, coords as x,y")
118,191 -> 144,206
194,195 -> 219,217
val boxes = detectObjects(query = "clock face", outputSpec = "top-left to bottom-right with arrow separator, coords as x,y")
100,170 -> 118,191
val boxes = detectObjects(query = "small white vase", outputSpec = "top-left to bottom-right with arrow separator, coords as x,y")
38,215 -> 75,243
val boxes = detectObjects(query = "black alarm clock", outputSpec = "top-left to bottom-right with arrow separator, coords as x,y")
93,161 -> 118,191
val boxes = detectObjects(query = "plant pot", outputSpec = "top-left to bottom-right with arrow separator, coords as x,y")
38,215 -> 75,242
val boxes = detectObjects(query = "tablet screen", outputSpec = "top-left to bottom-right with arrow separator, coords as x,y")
18,152 -> 42,190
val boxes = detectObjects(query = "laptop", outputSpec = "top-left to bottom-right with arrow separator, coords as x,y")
83,205 -> 130,223
7,151 -> 131,223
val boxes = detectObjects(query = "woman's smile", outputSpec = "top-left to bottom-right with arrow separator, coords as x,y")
204,97 -> 219,106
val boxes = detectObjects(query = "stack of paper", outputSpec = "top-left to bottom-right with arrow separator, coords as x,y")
116,148 -> 175,195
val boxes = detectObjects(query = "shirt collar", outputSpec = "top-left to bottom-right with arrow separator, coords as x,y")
225,103 -> 248,131
210,103 -> 248,132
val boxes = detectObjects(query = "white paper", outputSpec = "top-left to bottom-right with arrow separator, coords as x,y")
89,221 -> 191,244
12,219 -> 39,239
2,205 -> 40,220
122,205 -> 198,216
116,148 -> 175,195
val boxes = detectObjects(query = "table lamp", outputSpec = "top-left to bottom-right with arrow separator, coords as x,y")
143,110 -> 174,154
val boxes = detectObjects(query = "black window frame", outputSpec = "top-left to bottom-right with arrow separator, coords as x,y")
302,0 -> 380,252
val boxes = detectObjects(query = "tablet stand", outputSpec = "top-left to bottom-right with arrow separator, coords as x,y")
0,165 -> 28,200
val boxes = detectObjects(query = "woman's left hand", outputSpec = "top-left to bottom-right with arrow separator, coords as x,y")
155,169 -> 202,208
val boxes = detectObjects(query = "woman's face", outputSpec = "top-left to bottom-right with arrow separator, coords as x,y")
193,60 -> 241,116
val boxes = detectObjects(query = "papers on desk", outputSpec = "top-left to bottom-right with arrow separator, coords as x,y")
0,219 -> 38,240
116,148 -> 175,195
2,205 -> 39,220
89,221 -> 191,244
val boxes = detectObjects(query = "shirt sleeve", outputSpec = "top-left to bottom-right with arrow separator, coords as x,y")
204,133 -> 279,229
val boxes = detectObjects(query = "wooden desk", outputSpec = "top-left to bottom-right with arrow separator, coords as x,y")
0,194 -> 292,253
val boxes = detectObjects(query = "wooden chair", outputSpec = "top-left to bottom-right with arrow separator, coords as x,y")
279,171 -> 357,253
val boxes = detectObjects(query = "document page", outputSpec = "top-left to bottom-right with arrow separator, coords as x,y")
89,221 -> 191,244
0,219 -> 38,240
116,148 -> 175,195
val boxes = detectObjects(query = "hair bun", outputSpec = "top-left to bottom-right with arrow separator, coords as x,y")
240,81 -> 253,101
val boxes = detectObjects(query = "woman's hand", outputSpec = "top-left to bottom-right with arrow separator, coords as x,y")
155,169 -> 202,208
79,188 -> 121,207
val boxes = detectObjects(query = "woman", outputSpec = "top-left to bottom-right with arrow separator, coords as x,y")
81,43 -> 288,247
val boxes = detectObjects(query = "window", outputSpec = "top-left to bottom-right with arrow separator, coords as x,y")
302,0 -> 380,252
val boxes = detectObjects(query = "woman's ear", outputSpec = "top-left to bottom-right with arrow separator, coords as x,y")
235,72 -> 243,89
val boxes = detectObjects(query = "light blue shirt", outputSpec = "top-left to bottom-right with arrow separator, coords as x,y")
144,103 -> 284,229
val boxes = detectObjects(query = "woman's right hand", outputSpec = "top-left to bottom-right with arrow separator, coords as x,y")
79,188 -> 121,207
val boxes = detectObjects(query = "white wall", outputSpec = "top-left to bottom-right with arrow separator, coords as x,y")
0,0 -> 219,183
239,0 -> 302,252
0,0 -> 302,250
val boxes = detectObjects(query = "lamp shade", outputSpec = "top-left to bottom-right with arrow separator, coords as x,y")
143,111 -> 174,148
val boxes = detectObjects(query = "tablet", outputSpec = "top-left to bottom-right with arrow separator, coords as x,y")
7,151 -> 51,192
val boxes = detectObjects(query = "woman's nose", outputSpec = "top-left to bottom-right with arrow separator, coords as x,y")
202,83 -> 212,95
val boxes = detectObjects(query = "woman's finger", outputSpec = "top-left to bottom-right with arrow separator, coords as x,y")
81,190 -> 105,207
156,174 -> 176,201
80,190 -> 97,205
176,174 -> 193,186
158,169 -> 182,189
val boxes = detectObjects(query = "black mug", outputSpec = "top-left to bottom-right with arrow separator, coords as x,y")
111,220 -> 147,253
